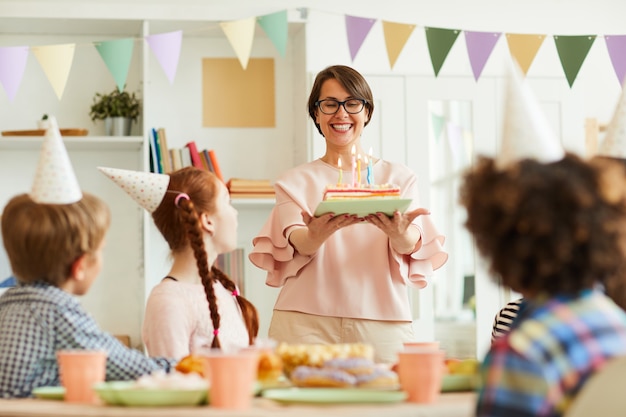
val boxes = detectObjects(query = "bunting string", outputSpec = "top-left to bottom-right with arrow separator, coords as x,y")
1,7 -> 625,102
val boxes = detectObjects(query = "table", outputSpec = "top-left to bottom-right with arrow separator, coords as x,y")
0,392 -> 475,417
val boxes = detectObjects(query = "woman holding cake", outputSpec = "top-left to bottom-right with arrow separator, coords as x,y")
249,65 -> 447,364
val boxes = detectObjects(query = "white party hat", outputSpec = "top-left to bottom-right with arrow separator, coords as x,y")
30,116 -> 83,204
496,62 -> 564,169
98,167 -> 170,213
598,80 -> 626,159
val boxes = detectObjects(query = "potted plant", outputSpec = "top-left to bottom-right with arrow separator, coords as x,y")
89,87 -> 141,136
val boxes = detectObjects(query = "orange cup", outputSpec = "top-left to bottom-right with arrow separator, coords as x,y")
204,349 -> 259,410
56,350 -> 107,403
403,341 -> 440,350
398,348 -> 445,404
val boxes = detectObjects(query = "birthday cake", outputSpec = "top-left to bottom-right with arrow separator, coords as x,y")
323,184 -> 401,201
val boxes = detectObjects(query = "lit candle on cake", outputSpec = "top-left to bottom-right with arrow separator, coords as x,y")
357,154 -> 361,185
337,157 -> 343,185
367,147 -> 374,185
351,145 -> 356,187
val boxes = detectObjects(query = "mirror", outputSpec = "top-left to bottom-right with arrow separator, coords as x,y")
428,99 -> 477,358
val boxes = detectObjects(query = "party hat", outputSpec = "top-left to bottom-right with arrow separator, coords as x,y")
598,80 -> 626,159
98,167 -> 169,213
30,116 -> 82,204
496,61 -> 564,169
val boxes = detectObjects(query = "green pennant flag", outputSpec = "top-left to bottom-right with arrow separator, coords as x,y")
431,113 -> 446,141
257,10 -> 288,57
95,38 -> 134,92
425,27 -> 461,76
553,35 -> 596,88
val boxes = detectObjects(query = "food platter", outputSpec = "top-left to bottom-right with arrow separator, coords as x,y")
314,199 -> 412,217
262,387 -> 407,404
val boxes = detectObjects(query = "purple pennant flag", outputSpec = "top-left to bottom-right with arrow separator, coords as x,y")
0,46 -> 29,102
605,35 -> 626,86
465,31 -> 502,81
345,15 -> 377,62
145,30 -> 183,84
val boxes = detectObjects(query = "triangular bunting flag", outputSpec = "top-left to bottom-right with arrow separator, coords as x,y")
0,46 -> 29,102
465,31 -> 502,81
220,17 -> 256,70
382,21 -> 416,69
95,38 -> 134,92
31,43 -> 75,100
345,15 -> 377,62
505,33 -> 546,75
425,27 -> 461,76
553,35 -> 596,88
605,35 -> 626,86
431,113 -> 446,141
145,30 -> 183,84
258,10 -> 288,57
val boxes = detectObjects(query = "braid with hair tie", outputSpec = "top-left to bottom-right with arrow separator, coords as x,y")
211,266 -> 259,345
176,198 -> 222,348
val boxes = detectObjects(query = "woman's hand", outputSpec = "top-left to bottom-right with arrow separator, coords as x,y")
364,207 -> 430,254
289,211 -> 361,256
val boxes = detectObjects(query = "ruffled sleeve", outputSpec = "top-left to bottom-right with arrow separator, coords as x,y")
391,214 -> 448,289
249,179 -> 317,288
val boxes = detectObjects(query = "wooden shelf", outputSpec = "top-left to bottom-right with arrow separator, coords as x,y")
0,136 -> 144,151
231,198 -> 275,208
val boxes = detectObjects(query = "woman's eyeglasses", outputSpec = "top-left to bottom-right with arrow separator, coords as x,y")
315,99 -> 367,115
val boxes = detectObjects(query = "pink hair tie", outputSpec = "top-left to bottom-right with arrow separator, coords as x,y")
213,329 -> 219,336
232,290 -> 239,297
174,193 -> 190,207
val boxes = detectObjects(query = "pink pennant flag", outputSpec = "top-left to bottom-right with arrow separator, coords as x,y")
465,31 -> 502,81
0,46 -> 29,102
145,30 -> 182,84
345,15 -> 377,62
605,35 -> 626,86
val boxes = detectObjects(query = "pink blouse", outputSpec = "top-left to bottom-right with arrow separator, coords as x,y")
249,159 -> 448,321
142,280 -> 249,358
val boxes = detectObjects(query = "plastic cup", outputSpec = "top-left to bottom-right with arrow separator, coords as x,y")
56,350 -> 107,403
403,341 -> 440,350
397,348 -> 445,404
203,349 -> 259,410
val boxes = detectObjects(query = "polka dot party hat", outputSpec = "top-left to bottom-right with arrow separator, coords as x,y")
30,116 -> 83,204
98,166 -> 170,213
598,79 -> 626,159
496,61 -> 564,169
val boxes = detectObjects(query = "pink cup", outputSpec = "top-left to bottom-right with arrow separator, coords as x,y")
56,350 -> 107,403
204,349 -> 259,410
398,348 -> 445,404
403,341 -> 440,350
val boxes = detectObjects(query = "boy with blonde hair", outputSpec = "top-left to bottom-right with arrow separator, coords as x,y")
0,120 -> 174,398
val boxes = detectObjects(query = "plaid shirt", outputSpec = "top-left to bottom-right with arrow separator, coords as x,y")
477,289 -> 626,417
0,282 -> 175,398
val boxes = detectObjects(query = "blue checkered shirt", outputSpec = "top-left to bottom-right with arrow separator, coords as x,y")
0,282 -> 175,398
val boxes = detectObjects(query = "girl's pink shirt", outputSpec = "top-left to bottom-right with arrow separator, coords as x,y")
249,159 -> 448,321
142,280 -> 249,358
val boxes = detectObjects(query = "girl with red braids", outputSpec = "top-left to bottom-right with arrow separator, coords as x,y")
99,166 -> 258,358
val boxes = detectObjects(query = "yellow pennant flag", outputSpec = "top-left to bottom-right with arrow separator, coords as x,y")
32,43 -> 75,100
505,34 -> 546,76
382,21 -> 416,69
220,17 -> 256,70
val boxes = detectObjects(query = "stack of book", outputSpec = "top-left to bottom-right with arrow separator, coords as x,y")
215,248 -> 245,296
227,178 -> 275,199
